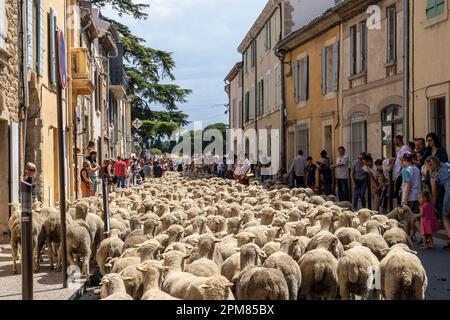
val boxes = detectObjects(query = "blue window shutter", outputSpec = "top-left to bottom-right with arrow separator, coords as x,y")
293,60 -> 299,103
37,0 -> 45,76
321,47 -> 327,95
332,41 -> 339,92
0,0 -> 6,49
49,8 -> 56,84
27,0 -> 33,69
302,56 -> 309,101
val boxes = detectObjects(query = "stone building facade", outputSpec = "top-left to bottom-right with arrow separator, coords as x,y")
0,0 -> 20,234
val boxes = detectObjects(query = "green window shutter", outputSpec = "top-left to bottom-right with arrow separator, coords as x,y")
301,56 -> 309,101
332,41 -> 340,92
49,8 -> 57,84
37,0 -> 45,76
27,0 -> 33,69
321,47 -> 327,95
0,0 -> 6,49
293,60 -> 299,103
350,26 -> 356,76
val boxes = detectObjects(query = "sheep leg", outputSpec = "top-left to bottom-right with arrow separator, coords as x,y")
339,284 -> 351,300
47,238 -> 54,270
11,242 -> 18,274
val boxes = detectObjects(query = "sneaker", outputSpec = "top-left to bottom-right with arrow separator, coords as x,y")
416,239 -> 424,246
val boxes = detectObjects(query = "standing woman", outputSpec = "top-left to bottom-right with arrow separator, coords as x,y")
421,133 -> 449,222
318,150 -> 333,196
80,161 -> 94,198
426,156 -> 450,250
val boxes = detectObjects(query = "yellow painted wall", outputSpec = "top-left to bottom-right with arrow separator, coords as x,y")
284,25 -> 341,165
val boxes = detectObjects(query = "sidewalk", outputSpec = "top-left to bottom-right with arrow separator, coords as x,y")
0,244 -> 86,300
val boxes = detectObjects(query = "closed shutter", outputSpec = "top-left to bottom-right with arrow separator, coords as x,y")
27,0 -> 33,69
350,26 -> 356,76
0,0 -> 5,49
321,47 -> 327,95
301,56 -> 309,101
37,0 -> 45,76
293,60 -> 299,103
360,22 -> 367,73
332,41 -> 339,92
49,8 -> 57,84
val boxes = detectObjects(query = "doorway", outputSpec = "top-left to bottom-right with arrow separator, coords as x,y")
0,120 -> 9,235
381,105 -> 403,159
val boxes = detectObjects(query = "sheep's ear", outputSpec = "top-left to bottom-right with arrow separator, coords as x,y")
292,238 -> 299,244
136,265 -> 146,272
362,222 -> 368,227
273,238 -> 282,243
405,248 -> 418,255
182,254 -> 191,261
214,239 -> 222,243
343,245 -> 350,250
122,276 -> 135,282
259,251 -> 267,258
224,280 -> 234,288
380,248 -> 391,257
199,283 -> 210,290
234,248 -> 241,252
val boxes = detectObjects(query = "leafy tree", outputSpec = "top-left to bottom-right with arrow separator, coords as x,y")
93,0 -> 192,153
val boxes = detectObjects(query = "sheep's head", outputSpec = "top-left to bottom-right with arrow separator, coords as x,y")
75,201 -> 89,220
199,276 -> 234,300
363,220 -> 384,235
239,243 -> 265,269
234,232 -> 256,247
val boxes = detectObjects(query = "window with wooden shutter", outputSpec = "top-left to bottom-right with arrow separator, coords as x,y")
293,60 -> 299,103
387,6 -> 396,64
49,8 -> 57,85
300,56 -> 309,101
360,21 -> 367,73
321,47 -> 327,96
349,25 -> 357,76
0,0 -> 6,49
427,0 -> 446,19
332,41 -> 339,92
37,0 -> 45,76
27,0 -> 33,69
274,64 -> 280,107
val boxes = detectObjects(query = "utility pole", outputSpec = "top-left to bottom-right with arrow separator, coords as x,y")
21,181 -> 33,300
56,30 -> 68,288
20,0 -> 32,301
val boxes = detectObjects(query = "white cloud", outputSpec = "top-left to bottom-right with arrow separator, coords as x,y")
104,0 -> 268,126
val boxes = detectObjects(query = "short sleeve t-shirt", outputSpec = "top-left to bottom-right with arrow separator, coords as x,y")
335,155 -> 350,179
401,165 -> 421,203
114,161 -> 127,177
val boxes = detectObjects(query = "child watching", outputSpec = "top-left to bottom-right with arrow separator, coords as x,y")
419,191 -> 439,250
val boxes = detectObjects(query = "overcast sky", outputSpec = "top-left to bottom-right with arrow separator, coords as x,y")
103,0 -> 268,129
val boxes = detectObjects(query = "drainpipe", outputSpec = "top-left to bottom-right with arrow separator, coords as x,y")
278,2 -> 286,170
278,52 -> 287,171
403,0 -> 410,140
254,38 -> 258,164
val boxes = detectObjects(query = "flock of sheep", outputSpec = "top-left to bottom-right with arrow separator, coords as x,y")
8,171 -> 428,300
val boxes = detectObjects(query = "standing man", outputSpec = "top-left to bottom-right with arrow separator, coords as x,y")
114,156 -> 127,188
86,151 -> 100,194
332,147 -> 350,201
352,153 -> 368,209
23,162 -> 37,201
234,153 -> 251,185
289,150 -> 307,188
392,135 -> 410,205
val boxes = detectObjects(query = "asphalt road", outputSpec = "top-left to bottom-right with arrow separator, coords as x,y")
415,236 -> 450,300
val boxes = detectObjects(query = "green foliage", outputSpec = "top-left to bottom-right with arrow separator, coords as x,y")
94,0 -> 192,151
149,148 -> 163,156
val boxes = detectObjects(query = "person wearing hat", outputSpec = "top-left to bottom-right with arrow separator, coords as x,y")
401,152 -> 422,241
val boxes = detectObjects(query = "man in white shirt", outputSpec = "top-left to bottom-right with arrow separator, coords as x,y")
331,146 -> 350,201
234,153 -> 251,185
289,150 -> 307,188
391,135 -> 409,205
